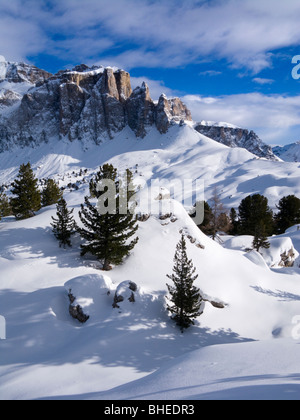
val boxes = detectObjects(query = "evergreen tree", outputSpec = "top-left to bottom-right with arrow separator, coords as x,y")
0,191 -> 11,220
238,194 -> 274,236
275,195 -> 300,234
252,220 -> 270,253
51,198 -> 75,248
190,200 -> 213,235
42,179 -> 62,207
229,207 -> 239,235
11,163 -> 41,220
78,165 -> 139,271
166,235 -> 203,332
89,164 -> 118,198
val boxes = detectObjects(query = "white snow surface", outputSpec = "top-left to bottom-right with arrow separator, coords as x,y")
273,142 -> 300,162
1,124 -> 300,400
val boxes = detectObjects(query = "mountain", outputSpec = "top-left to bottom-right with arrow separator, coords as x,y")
0,55 -> 51,107
2,59 -> 300,400
273,141 -> 300,162
0,57 -> 278,163
0,58 -> 191,152
195,121 -> 278,161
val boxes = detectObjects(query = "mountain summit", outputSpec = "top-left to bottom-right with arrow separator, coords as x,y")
0,61 -> 191,151
0,59 -> 277,161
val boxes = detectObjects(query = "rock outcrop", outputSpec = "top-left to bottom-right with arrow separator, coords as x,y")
113,281 -> 138,309
0,60 -> 192,151
195,122 -> 278,161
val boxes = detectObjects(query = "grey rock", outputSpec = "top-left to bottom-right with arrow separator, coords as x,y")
0,60 -> 192,151
195,123 -> 278,161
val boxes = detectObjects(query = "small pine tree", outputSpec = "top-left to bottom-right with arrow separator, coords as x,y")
42,179 -> 62,207
252,221 -> 270,253
11,162 -> 41,220
78,165 -> 138,271
166,234 -> 203,332
51,198 -> 75,248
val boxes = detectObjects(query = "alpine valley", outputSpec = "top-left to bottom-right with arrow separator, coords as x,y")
1,57 -> 300,401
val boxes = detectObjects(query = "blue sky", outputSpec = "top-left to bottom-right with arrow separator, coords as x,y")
1,0 -> 300,145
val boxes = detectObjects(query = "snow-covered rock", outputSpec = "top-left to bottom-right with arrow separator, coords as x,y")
223,234 -> 299,268
261,236 -> 299,268
195,122 -> 278,161
273,141 -> 300,162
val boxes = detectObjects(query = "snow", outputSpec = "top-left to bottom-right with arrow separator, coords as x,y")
1,193 -> 300,399
223,234 -> 299,268
273,142 -> 300,162
0,59 -> 8,81
93,339 -> 300,400
1,123 -> 300,400
199,120 -> 241,129
1,124 -> 300,211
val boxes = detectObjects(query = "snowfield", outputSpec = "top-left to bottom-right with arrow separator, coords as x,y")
1,124 -> 300,400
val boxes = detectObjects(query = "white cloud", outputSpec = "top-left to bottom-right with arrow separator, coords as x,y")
253,78 -> 275,85
2,0 -> 300,72
199,70 -> 222,77
182,92 -> 300,145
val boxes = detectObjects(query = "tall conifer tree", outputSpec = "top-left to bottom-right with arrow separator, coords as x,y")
78,164 -> 138,271
166,235 -> 203,332
51,198 -> 75,248
11,162 -> 41,220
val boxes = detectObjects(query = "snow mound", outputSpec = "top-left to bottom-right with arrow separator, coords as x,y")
223,235 -> 298,268
261,237 -> 299,268
113,280 -> 139,309
64,274 -> 113,318
223,235 -> 254,251
244,250 -> 269,269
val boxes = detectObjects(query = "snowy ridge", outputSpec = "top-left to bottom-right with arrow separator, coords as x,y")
1,124 -> 300,210
273,142 -> 300,162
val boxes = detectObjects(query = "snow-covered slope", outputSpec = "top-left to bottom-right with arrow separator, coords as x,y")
273,142 -> 300,162
1,178 -> 300,399
195,121 -> 278,161
93,339 -> 300,400
1,124 -> 300,210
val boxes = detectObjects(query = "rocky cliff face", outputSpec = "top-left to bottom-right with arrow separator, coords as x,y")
195,122 -> 278,161
0,59 -> 192,151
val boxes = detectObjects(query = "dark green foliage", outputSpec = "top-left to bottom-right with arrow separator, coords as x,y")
190,200 -> 213,235
252,220 -> 270,252
51,198 -> 75,248
11,162 -> 41,220
166,235 -> 203,332
89,163 -> 118,198
78,164 -> 139,271
229,208 -> 239,235
238,194 -> 273,236
42,179 -> 63,207
0,192 -> 12,220
275,195 -> 300,234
